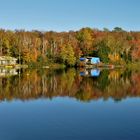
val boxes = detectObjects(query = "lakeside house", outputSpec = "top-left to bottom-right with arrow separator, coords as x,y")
0,56 -> 17,66
80,57 -> 101,65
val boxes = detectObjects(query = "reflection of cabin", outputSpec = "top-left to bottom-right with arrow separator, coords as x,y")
80,69 -> 100,77
0,68 -> 18,77
0,56 -> 17,66
80,57 -> 101,65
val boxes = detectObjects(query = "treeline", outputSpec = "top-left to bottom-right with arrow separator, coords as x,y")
0,27 -> 140,66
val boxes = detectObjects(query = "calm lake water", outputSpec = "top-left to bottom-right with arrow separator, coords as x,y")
0,68 -> 140,140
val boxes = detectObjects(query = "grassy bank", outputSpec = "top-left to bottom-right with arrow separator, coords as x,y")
27,61 -> 66,69
126,62 -> 140,71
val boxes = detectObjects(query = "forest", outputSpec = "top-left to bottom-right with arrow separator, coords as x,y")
0,27 -> 140,67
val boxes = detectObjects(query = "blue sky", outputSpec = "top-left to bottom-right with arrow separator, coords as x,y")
0,0 -> 140,31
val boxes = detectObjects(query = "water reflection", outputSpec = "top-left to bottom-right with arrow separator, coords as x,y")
0,68 -> 18,77
80,68 -> 100,77
0,68 -> 139,102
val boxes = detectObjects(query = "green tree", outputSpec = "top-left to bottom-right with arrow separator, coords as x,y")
77,28 -> 94,56
96,40 -> 110,63
59,44 -> 76,66
113,27 -> 124,32
66,44 -> 76,66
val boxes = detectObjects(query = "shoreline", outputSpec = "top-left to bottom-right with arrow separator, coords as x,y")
0,62 -> 140,70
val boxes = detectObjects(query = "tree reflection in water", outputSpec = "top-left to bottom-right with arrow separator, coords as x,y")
0,68 -> 139,102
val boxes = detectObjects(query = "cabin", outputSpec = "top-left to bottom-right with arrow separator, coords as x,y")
80,57 -> 101,65
90,57 -> 100,64
0,56 -> 17,66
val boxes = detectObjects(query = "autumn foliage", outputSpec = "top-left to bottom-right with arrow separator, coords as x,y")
0,27 -> 140,66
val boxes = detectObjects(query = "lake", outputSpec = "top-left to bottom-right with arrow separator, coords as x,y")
0,68 -> 140,140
